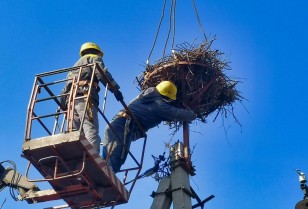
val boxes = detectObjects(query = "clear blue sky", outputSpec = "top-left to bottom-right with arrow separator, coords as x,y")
0,0 -> 307,209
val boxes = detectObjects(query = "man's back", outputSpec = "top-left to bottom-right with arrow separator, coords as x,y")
128,87 -> 196,131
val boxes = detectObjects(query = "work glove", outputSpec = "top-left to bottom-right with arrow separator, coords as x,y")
114,90 -> 123,101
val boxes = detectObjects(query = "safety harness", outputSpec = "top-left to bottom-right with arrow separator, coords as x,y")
115,110 -> 145,160
77,80 -> 99,122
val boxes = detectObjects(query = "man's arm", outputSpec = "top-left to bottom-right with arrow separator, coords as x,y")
94,57 -> 123,101
158,101 -> 197,122
94,58 -> 120,88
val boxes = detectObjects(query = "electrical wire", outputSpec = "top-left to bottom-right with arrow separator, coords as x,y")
125,153 -> 170,184
0,198 -> 6,209
0,160 -> 20,201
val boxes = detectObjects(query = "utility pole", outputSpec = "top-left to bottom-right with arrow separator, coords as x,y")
170,142 -> 194,209
295,170 -> 308,209
150,141 -> 195,209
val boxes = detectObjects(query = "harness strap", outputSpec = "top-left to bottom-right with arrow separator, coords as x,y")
117,111 -> 130,119
86,98 -> 94,122
121,117 -> 132,159
78,80 -> 99,88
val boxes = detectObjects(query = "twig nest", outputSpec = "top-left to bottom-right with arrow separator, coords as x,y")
137,39 -> 243,124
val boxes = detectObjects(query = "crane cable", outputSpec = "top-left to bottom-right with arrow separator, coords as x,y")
147,0 -> 207,64
162,0 -> 176,59
192,0 -> 207,41
147,0 -> 167,65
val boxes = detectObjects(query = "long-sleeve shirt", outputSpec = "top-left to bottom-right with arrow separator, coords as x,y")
63,54 -> 119,104
127,87 -> 197,131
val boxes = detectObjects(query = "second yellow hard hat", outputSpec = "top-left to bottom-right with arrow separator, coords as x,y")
156,81 -> 177,100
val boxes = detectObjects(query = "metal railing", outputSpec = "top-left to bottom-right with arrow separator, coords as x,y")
23,63 -> 147,198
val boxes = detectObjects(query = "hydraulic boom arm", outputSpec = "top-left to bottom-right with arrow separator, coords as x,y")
0,161 -> 39,203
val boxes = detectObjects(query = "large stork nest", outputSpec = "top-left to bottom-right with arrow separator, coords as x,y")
137,39 -> 244,127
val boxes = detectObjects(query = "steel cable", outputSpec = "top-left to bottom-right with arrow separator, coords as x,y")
147,0 -> 167,64
163,0 -> 176,58
192,0 -> 207,41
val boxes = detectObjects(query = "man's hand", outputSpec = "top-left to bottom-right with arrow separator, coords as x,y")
114,90 -> 123,101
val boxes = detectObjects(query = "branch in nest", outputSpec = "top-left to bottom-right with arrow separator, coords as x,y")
136,39 -> 244,131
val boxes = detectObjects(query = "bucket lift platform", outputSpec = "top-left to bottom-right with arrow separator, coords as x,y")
22,131 -> 129,208
19,64 -> 147,208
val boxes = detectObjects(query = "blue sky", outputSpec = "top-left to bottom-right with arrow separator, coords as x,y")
0,0 -> 308,209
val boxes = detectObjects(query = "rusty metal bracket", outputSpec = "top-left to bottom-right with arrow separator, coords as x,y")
25,152 -> 86,182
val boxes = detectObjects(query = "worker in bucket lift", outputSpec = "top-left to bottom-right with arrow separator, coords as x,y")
61,42 -> 123,154
102,81 -> 197,173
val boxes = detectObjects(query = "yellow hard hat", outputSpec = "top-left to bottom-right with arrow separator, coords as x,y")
80,42 -> 104,57
156,81 -> 177,100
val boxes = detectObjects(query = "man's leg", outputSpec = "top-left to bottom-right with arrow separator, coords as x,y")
75,100 -> 101,153
102,117 -> 127,173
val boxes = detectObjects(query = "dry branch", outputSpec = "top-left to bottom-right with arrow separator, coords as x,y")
137,38 -> 244,129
